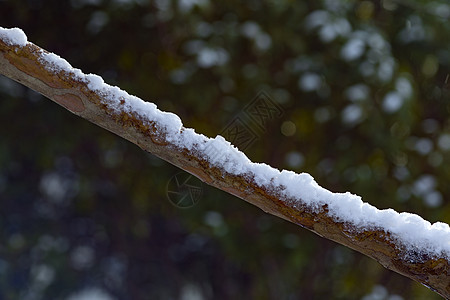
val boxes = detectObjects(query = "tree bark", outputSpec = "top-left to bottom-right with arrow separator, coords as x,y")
0,36 -> 449,298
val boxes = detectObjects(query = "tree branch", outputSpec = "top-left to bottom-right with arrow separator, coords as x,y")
0,28 -> 449,298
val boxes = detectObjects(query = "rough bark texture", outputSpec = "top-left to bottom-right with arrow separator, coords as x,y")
0,38 -> 449,298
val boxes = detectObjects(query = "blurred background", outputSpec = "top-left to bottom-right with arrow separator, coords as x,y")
0,0 -> 449,299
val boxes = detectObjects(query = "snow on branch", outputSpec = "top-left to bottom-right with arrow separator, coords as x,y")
0,27 -> 449,297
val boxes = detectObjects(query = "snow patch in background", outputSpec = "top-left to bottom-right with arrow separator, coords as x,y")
382,91 -> 403,113
196,47 -> 229,68
344,84 -> 370,102
342,104 -> 364,125
341,38 -> 365,61
298,72 -> 322,92
286,151 -> 304,168
67,287 -> 115,300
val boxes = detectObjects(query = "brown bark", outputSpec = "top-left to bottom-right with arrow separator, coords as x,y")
0,37 -> 449,298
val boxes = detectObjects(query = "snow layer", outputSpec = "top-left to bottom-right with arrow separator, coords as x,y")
1,26 -> 450,259
0,27 -> 27,46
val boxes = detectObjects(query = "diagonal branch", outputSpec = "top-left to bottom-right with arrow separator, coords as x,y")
0,27 -> 449,298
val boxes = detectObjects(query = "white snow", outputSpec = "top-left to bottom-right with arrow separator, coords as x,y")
39,51 -> 90,81
0,27 -> 28,46
2,26 -> 450,260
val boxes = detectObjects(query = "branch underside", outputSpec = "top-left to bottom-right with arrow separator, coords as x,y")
0,38 -> 448,298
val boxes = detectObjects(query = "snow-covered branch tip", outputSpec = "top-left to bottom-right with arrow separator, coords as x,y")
0,27 -> 449,298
